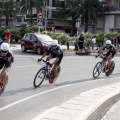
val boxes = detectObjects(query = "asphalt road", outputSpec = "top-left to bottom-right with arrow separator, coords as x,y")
0,48 -> 120,120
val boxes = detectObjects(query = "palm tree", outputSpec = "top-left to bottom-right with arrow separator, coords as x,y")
20,0 -> 43,25
0,0 -> 15,27
59,0 -> 83,35
82,0 -> 102,33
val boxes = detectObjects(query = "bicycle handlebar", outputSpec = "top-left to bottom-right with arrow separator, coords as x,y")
42,60 -> 52,67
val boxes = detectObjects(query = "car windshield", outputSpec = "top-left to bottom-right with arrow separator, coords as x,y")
36,34 -> 53,42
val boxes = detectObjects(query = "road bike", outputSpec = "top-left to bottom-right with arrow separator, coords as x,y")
0,75 -> 8,95
33,60 -> 61,88
93,55 -> 115,78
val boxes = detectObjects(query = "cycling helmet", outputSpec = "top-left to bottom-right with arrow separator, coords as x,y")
0,43 -> 10,51
51,40 -> 58,46
106,40 -> 111,45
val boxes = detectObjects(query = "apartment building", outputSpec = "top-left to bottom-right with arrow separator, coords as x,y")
96,0 -> 120,33
43,0 -> 73,32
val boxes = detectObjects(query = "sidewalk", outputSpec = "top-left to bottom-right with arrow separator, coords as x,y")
32,77 -> 120,120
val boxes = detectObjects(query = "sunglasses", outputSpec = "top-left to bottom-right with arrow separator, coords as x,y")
1,50 -> 8,53
52,45 -> 57,47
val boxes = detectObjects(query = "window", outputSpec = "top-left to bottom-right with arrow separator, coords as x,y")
31,35 -> 37,41
24,34 -> 31,39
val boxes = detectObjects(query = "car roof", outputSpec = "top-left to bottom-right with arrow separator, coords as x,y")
25,33 -> 48,36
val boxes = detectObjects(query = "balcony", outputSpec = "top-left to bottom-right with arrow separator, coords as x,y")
103,5 -> 120,11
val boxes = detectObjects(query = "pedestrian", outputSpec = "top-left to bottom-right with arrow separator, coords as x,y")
78,34 -> 85,54
5,29 -> 11,44
117,33 -> 120,53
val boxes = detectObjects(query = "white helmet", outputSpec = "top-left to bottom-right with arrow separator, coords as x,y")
106,40 -> 111,45
51,40 -> 58,46
1,43 -> 10,51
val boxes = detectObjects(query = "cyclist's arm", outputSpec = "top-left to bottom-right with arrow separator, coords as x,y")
98,46 -> 106,56
40,52 -> 47,59
98,49 -> 103,56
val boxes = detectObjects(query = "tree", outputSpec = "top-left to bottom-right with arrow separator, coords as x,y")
20,0 -> 43,25
81,0 -> 102,33
59,0 -> 83,35
0,0 -> 15,26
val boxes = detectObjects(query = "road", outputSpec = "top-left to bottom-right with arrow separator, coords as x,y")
0,47 -> 120,120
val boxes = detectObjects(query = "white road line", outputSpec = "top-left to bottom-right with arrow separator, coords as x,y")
0,77 -> 120,112
0,78 -> 103,112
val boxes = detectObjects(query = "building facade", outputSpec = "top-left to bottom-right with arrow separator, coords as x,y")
96,0 -> 120,33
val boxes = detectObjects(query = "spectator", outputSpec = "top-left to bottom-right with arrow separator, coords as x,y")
78,34 -> 85,54
117,33 -> 120,53
5,29 -> 11,44
84,43 -> 91,55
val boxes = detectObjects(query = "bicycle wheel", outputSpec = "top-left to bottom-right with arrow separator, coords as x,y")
93,62 -> 103,78
33,67 -> 46,88
0,75 -> 8,95
106,61 -> 115,76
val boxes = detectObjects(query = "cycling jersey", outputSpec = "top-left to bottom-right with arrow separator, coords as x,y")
47,45 -> 63,58
46,45 -> 63,65
102,44 -> 116,57
0,50 -> 14,69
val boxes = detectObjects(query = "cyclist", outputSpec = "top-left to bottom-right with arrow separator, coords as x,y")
38,40 -> 63,84
0,43 -> 14,89
96,40 -> 116,73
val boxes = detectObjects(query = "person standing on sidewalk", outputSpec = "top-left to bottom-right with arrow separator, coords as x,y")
117,33 -> 120,53
5,29 -> 11,44
78,34 -> 85,55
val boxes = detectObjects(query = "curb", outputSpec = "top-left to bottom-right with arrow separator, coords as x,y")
32,79 -> 120,120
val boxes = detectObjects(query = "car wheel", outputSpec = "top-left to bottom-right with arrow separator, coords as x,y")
21,45 -> 26,52
37,48 -> 41,55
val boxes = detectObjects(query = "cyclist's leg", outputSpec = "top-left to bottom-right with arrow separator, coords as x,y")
0,67 -> 10,84
54,54 -> 63,76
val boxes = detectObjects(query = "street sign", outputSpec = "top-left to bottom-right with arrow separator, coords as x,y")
37,20 -> 43,26
37,12 -> 43,20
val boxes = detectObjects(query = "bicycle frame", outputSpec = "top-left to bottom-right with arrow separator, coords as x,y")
41,60 -> 53,79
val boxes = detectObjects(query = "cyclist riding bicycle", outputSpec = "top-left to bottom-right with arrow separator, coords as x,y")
38,40 -> 63,84
0,43 -> 14,89
96,40 -> 116,73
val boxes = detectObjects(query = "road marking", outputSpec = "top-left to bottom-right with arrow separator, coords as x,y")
0,78 -> 103,112
31,107 -> 56,120
0,76 -> 120,112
